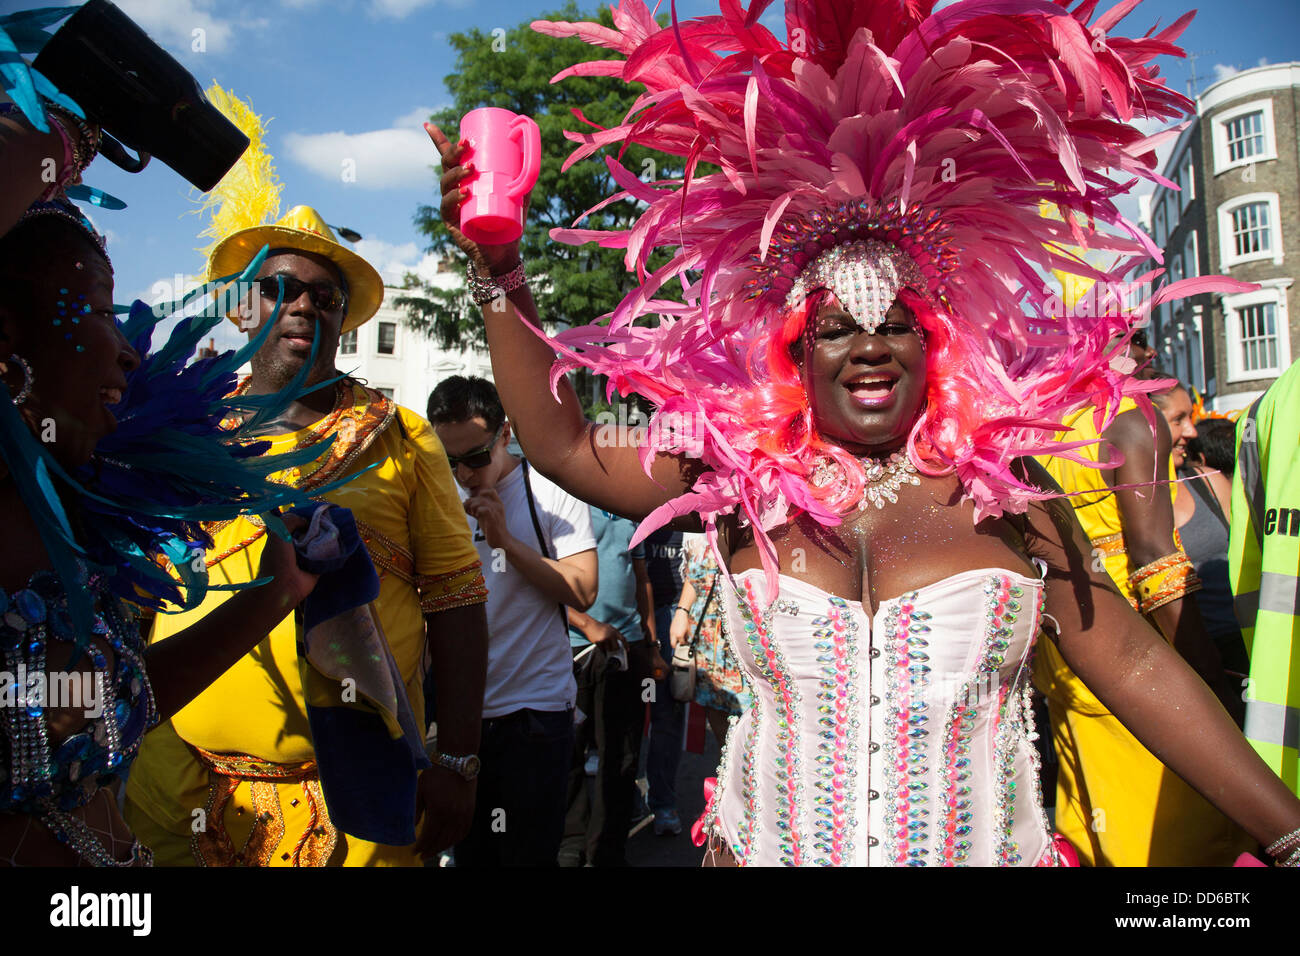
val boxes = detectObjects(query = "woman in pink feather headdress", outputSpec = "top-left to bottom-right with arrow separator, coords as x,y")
425,0 -> 1300,867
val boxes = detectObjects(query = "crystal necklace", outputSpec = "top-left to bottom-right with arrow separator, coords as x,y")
857,451 -> 920,510
811,450 -> 920,511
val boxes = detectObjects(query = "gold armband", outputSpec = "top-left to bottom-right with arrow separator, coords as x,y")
1089,532 -> 1126,559
1129,551 -> 1201,615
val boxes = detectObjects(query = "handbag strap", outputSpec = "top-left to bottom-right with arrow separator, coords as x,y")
520,458 -> 571,637
688,575 -> 718,651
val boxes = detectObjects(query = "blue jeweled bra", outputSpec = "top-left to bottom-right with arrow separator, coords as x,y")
1,563 -> 157,819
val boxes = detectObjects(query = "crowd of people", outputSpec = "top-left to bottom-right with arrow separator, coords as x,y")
1,0 -> 1299,870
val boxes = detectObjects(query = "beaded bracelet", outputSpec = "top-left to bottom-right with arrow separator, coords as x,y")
466,260 -> 527,306
1130,551 -> 1201,615
1265,825 -> 1300,862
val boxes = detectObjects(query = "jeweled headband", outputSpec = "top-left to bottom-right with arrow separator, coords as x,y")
14,197 -> 113,271
788,239 -> 933,334
745,199 -> 957,319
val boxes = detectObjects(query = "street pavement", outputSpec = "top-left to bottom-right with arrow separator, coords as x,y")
626,727 -> 722,867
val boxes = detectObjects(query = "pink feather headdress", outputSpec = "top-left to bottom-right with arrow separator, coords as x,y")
530,0 -> 1252,592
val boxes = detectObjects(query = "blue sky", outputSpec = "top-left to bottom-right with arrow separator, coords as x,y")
21,0 -> 1300,352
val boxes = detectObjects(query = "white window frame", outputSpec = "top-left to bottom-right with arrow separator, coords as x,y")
1221,281 -> 1293,383
1153,203 -> 1166,249
1180,155 -> 1195,210
1212,98 -> 1277,176
339,328 -> 358,355
1165,190 -> 1179,235
1170,248 -> 1185,283
1183,231 -> 1199,278
1217,192 -> 1283,268
375,320 -> 399,358
1188,305 -> 1206,394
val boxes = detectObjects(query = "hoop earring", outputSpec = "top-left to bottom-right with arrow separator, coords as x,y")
4,353 -> 33,406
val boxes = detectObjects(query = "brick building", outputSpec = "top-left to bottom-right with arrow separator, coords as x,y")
1136,63 -> 1300,413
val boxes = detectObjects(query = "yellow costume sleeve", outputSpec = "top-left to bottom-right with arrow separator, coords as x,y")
397,407 -> 488,614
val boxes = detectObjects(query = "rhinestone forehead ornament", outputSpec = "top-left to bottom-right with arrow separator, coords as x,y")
787,240 -> 932,335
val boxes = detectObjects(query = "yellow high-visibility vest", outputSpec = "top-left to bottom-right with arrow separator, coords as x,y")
1229,360 -> 1300,796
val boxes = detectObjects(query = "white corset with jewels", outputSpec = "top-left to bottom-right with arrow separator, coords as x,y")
705,567 -> 1065,867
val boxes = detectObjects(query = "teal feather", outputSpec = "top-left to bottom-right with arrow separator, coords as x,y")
0,380 -> 95,647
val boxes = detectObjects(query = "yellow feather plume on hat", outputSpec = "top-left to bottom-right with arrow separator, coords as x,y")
192,83 -> 282,268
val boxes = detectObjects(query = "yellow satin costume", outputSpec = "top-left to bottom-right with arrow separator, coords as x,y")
124,381 -> 487,866
1036,397 -> 1252,866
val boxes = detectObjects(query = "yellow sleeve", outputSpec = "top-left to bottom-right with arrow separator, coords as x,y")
397,407 -> 488,614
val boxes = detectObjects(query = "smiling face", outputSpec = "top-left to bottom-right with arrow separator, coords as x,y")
800,294 -> 929,456
0,220 -> 140,468
243,250 -> 347,392
1158,386 -> 1197,467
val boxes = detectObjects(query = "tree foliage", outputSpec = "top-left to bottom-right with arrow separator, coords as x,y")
398,3 -> 681,410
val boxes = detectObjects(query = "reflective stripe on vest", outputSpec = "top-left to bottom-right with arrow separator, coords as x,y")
1244,698 -> 1300,750
1234,571 -> 1300,622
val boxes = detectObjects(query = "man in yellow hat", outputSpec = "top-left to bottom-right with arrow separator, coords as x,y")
124,206 -> 490,866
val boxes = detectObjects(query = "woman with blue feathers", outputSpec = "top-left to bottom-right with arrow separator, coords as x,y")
0,75 -> 330,866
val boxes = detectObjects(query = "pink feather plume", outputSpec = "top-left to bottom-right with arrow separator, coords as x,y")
525,0 -> 1245,598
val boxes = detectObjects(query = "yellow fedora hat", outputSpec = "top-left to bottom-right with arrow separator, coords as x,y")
208,205 -> 384,333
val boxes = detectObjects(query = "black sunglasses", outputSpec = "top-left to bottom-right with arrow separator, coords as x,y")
1131,330 -> 1150,349
446,424 -> 504,470
257,274 -> 347,313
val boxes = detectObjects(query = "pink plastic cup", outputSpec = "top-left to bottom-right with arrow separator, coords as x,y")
458,107 -> 541,245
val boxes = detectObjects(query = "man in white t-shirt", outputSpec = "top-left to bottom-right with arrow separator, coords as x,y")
428,376 -> 597,867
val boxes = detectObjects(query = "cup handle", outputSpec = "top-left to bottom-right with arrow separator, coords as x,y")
505,115 -> 540,199
98,131 -> 151,174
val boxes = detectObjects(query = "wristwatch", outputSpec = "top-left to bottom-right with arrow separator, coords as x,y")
430,751 -> 481,781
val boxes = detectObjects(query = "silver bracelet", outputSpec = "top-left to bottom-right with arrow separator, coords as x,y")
466,260 -> 527,306
1265,825 -> 1300,855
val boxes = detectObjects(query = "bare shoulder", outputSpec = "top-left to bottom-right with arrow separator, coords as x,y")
1104,404 -> 1163,456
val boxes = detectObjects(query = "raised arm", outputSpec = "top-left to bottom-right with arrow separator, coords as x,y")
1017,460 -> 1300,855
425,122 -> 699,522
0,111 -> 87,235
1104,409 -> 1230,693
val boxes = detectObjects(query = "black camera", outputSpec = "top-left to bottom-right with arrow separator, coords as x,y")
33,0 -> 248,191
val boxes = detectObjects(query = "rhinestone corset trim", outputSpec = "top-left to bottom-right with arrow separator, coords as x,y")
707,567 -> 1057,867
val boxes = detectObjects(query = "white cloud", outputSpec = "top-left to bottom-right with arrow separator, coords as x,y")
114,0 -> 239,55
1213,63 -> 1240,84
277,0 -> 470,16
283,112 -> 439,189
392,105 -> 439,128
369,0 -> 471,17
351,236 -> 444,286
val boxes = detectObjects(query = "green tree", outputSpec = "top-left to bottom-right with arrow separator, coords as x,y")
398,2 -> 681,412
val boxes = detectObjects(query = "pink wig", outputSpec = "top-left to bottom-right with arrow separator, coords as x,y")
529,0 -> 1255,596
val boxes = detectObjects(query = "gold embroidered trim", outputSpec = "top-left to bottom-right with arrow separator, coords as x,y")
1131,550 -> 1202,616
355,518 -> 415,587
420,580 -> 489,614
1090,532 -> 1126,558
188,745 -> 338,867
204,381 -> 395,553
417,562 -> 488,614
